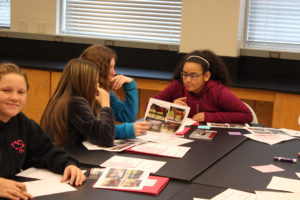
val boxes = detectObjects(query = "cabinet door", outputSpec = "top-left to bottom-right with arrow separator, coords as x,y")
51,71 -> 62,95
273,93 -> 300,130
22,69 -> 50,124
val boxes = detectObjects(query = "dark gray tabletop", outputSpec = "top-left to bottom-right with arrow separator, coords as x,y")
66,127 -> 248,182
193,139 -> 300,192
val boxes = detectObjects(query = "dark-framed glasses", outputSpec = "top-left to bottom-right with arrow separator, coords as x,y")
180,72 -> 201,80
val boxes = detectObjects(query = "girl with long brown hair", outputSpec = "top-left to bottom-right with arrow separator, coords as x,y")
40,58 -> 115,148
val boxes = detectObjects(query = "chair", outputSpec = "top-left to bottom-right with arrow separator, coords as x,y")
243,102 -> 258,124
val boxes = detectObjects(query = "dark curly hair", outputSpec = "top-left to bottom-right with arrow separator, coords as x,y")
173,50 -> 231,85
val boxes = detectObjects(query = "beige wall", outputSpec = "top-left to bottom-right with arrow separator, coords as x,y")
9,0 -> 244,57
180,0 -> 243,56
11,0 -> 58,34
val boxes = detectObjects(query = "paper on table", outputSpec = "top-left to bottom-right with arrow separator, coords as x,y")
267,176 -> 300,192
128,142 -> 190,158
255,191 -> 300,200
193,198 -> 209,200
175,118 -> 197,133
16,167 -> 63,182
137,132 -> 193,146
250,164 -> 285,173
24,179 -> 76,197
280,128 -> 300,137
82,139 -> 143,151
296,172 -> 300,178
101,155 -> 166,173
244,134 -> 295,145
228,131 -> 242,136
211,188 -> 257,200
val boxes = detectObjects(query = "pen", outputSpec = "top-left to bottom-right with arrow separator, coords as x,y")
273,156 -> 297,163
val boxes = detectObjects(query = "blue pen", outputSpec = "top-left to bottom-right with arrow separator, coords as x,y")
273,156 -> 297,163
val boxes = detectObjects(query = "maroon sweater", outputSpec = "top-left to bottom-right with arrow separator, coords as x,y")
153,80 -> 253,123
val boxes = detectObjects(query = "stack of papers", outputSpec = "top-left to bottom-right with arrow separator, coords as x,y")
16,168 -> 76,197
126,142 -> 190,158
100,155 -> 166,173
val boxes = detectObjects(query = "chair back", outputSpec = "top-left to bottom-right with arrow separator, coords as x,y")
243,102 -> 258,124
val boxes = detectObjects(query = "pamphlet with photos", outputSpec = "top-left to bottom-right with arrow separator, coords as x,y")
207,122 -> 249,129
93,167 -> 150,190
145,98 -> 190,134
247,127 -> 287,135
189,129 -> 217,140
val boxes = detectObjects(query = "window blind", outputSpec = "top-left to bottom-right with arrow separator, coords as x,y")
0,0 -> 10,27
245,0 -> 300,51
61,0 -> 182,44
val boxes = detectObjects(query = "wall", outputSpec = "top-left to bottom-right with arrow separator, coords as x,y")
11,0 -> 58,34
180,0 -> 242,56
8,0 -> 243,56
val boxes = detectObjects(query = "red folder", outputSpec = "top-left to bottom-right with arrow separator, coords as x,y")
105,176 -> 169,196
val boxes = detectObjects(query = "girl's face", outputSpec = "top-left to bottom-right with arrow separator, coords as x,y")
0,74 -> 27,122
181,62 -> 210,93
108,58 -> 116,81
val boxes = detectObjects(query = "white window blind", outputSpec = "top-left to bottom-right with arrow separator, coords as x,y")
0,0 -> 10,27
245,0 -> 300,51
61,0 -> 182,45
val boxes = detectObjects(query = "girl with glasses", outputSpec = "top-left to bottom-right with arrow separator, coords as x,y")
153,50 -> 253,123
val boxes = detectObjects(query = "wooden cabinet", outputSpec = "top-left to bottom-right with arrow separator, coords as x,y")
22,68 -> 300,130
22,68 -> 50,124
273,93 -> 300,130
50,71 -> 62,95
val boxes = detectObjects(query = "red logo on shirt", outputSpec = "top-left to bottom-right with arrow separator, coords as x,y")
11,139 -> 26,154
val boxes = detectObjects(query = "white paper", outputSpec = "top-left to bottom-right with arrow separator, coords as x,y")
130,142 -> 190,158
244,134 -> 295,145
82,139 -> 143,151
267,176 -> 300,192
137,132 -> 193,146
212,188 -> 257,200
280,128 -> 300,137
100,155 -> 166,173
24,179 -> 76,197
176,118 -> 197,133
296,172 -> 300,178
16,167 -> 63,182
193,198 -> 209,200
255,191 -> 300,200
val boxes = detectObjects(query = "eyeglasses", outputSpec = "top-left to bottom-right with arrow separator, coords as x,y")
180,72 -> 202,80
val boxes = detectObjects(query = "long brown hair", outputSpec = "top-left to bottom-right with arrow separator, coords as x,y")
40,58 -> 99,146
80,44 -> 116,91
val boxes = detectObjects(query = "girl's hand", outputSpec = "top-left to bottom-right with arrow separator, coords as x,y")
95,86 -> 110,107
110,75 -> 132,90
61,165 -> 86,187
173,97 -> 188,106
0,177 -> 33,200
133,121 -> 150,136
192,112 -> 205,122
